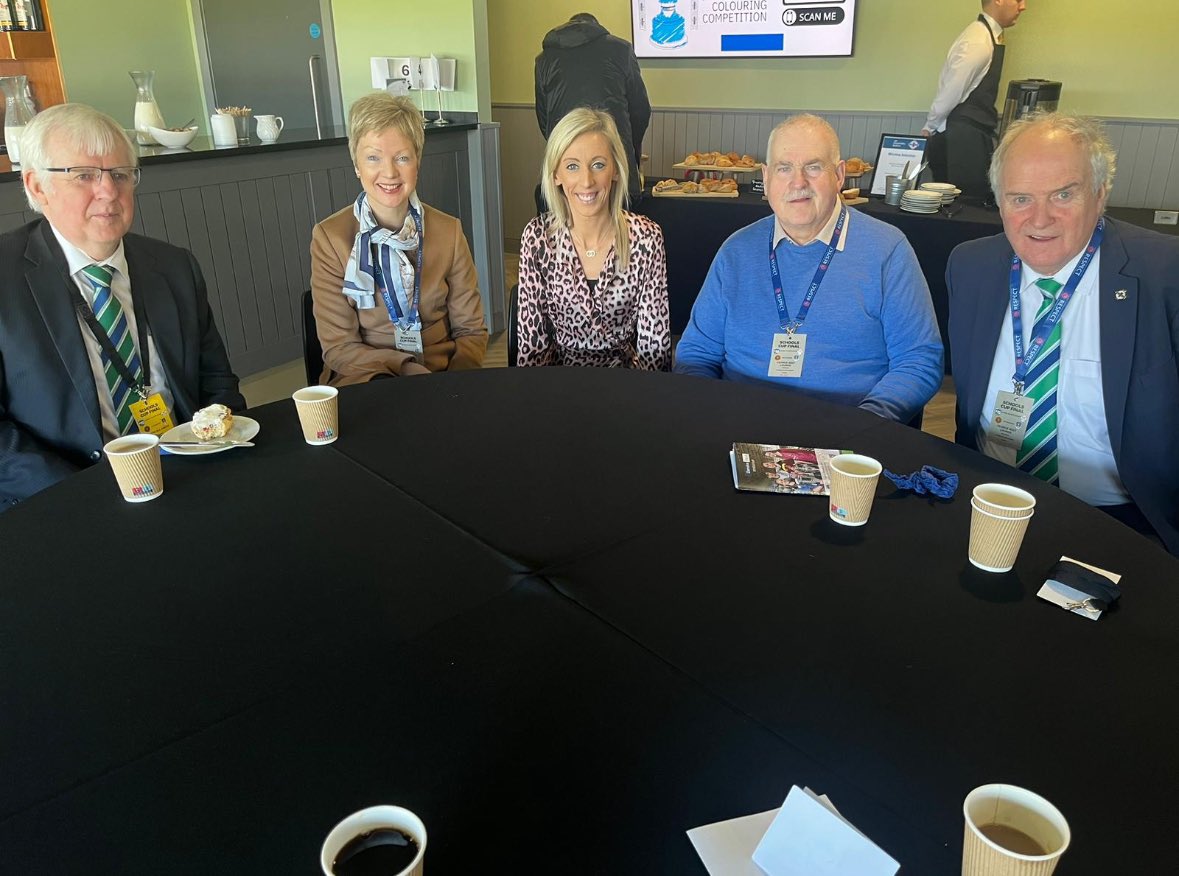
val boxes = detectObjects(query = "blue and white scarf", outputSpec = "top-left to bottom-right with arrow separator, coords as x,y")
342,191 -> 424,313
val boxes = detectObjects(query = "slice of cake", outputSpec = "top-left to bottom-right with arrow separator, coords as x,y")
192,404 -> 234,441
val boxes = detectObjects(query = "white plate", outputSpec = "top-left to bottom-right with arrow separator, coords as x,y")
160,416 -> 260,455
920,182 -> 959,192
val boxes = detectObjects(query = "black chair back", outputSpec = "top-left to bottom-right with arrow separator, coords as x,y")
507,283 -> 519,367
302,290 -> 324,385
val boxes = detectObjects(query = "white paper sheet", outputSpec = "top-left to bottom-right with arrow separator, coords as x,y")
688,787 -> 899,876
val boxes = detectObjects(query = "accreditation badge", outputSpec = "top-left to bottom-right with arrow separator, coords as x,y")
129,391 -> 175,435
768,332 -> 806,378
988,390 -> 1034,449
394,323 -> 424,358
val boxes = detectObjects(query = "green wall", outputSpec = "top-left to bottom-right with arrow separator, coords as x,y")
331,0 -> 483,119
489,0 -> 1179,120
53,0 -> 206,131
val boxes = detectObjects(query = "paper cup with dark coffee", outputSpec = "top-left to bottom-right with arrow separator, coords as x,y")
962,784 -> 1070,876
321,805 -> 426,876
972,483 -> 1036,519
969,499 -> 1034,572
103,433 -> 164,503
293,385 -> 339,445
828,454 -> 882,526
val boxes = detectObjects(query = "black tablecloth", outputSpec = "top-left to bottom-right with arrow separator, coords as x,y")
3,369 -> 1177,874
638,190 -> 1174,375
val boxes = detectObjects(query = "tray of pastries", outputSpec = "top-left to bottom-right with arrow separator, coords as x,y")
652,178 -> 740,198
673,150 -> 761,172
842,156 -> 874,180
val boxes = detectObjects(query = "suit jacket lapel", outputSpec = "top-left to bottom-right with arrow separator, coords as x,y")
25,222 -> 102,437
965,239 -> 1013,438
1097,219 -> 1136,460
124,237 -> 191,416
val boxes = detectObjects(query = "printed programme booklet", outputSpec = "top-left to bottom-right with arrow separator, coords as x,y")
730,443 -> 848,496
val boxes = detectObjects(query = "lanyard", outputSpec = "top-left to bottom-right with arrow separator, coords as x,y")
376,205 -> 424,329
1009,218 -> 1103,392
769,206 -> 846,333
68,280 -> 151,400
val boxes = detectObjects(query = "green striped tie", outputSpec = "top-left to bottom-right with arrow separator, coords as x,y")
81,264 -> 144,435
1015,278 -> 1062,485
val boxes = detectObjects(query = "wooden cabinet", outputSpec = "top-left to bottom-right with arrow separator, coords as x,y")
0,3 -> 66,116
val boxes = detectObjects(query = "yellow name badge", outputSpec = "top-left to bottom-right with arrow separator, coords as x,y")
130,392 -> 176,436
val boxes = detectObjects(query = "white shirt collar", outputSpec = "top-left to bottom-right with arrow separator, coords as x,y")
980,11 -> 1004,40
772,199 -> 849,251
1019,247 -> 1087,296
48,222 -> 128,280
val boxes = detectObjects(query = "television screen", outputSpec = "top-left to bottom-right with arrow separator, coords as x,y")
631,0 -> 857,59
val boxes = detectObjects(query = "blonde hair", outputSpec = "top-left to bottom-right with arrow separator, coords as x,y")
347,93 -> 425,163
540,108 -> 631,272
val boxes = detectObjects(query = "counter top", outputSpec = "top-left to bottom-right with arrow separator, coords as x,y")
0,121 -> 482,181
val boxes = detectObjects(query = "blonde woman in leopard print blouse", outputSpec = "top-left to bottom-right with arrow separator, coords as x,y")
516,108 -> 671,370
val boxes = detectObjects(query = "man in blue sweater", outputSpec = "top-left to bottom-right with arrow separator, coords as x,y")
675,114 -> 944,423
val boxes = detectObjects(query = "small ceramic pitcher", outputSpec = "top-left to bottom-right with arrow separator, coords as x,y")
256,115 -> 284,142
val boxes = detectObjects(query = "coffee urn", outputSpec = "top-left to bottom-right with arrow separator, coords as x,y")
999,79 -> 1063,138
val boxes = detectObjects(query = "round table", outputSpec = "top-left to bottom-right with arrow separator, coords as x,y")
2,369 -> 1176,874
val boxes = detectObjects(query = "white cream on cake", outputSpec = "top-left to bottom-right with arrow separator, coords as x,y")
191,404 -> 234,441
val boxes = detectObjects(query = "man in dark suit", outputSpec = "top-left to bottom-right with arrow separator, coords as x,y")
947,112 -> 1179,554
0,103 -> 245,511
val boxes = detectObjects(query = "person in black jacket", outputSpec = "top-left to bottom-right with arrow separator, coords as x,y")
534,12 -> 651,211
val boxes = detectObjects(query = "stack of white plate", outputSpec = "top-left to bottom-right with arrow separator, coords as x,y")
900,189 -> 943,213
920,181 -> 962,205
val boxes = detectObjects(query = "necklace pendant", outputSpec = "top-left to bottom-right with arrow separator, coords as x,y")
586,248 -> 597,258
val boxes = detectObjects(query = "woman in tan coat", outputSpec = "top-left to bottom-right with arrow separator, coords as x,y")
310,94 -> 487,385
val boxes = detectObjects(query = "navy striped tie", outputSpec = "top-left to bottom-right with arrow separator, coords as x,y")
1016,278 -> 1062,485
82,264 -> 144,435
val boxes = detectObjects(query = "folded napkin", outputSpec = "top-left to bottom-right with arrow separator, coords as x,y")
1038,558 -> 1123,619
882,465 -> 958,498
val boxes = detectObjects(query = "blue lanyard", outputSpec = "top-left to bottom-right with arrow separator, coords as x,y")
1009,218 -> 1103,391
376,206 -> 424,329
769,207 -> 846,333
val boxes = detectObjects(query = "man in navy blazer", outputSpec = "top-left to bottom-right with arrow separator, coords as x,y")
0,104 -> 244,511
947,113 -> 1179,554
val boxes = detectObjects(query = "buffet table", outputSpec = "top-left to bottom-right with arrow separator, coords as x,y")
2,368 -> 1176,874
640,189 -> 1176,374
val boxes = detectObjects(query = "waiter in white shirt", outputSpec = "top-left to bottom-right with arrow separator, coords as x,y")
922,0 -> 1027,199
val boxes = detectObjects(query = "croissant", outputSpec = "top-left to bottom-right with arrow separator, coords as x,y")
715,156 -> 734,167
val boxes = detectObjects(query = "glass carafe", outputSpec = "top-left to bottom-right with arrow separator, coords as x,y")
129,70 -> 164,145
0,75 -> 36,165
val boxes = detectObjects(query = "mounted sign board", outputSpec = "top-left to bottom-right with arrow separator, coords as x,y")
631,0 -> 857,59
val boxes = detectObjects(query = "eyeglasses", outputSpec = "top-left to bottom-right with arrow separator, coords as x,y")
773,162 -> 832,179
41,166 -> 142,189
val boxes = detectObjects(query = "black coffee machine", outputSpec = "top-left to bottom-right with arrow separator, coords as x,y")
999,79 -> 1063,139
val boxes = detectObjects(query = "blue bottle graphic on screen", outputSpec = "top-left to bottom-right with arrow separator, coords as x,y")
650,1 -> 687,49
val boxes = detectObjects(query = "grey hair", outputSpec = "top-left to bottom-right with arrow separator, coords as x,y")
765,113 -> 842,165
21,103 -> 137,212
989,112 -> 1117,202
